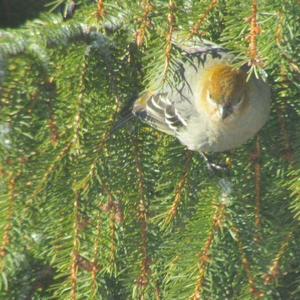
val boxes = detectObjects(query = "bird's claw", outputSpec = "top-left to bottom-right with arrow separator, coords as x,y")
206,161 -> 230,176
199,152 -> 231,176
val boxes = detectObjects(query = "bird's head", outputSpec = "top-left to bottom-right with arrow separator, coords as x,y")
203,64 -> 248,122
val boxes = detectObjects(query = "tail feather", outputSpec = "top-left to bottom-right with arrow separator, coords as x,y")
111,111 -> 134,133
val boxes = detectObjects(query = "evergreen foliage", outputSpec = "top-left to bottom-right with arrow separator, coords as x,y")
0,0 -> 299,299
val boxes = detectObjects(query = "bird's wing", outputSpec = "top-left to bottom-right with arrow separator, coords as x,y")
133,91 -> 188,135
174,38 -> 227,56
133,40 -> 230,135
174,39 -> 231,71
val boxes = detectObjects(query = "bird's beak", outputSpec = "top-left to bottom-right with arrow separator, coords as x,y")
219,105 -> 232,120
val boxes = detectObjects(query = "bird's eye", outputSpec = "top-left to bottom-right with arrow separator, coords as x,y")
207,93 -> 218,108
232,95 -> 244,109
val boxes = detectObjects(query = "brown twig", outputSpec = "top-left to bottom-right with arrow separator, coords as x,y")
76,100 -> 121,195
164,151 -> 193,226
232,226 -> 265,299
247,0 -> 261,66
25,142 -> 73,209
72,53 -> 89,152
191,203 -> 226,300
263,231 -> 294,285
189,0 -> 219,38
133,136 -> 150,296
136,0 -> 155,47
70,192 -> 81,300
250,135 -> 262,235
155,280 -> 161,300
97,0 -> 105,19
0,173 -> 16,266
276,67 -> 295,164
99,180 -> 121,271
109,202 -> 117,270
91,210 -> 102,298
45,78 -> 59,146
163,0 -> 177,79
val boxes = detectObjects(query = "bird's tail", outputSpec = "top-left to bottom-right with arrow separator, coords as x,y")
111,110 -> 135,133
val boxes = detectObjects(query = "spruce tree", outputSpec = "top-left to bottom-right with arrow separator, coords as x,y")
0,0 -> 299,299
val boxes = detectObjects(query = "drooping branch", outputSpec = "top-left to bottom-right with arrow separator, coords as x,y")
97,0 -> 105,19
276,67 -> 295,164
189,0 -> 218,38
70,191 -> 81,300
0,173 -> 16,269
263,231 -> 294,285
91,210 -> 102,297
250,135 -> 262,234
164,151 -> 193,226
133,136 -> 151,297
163,0 -> 177,79
247,0 -> 261,66
100,178 -> 123,272
231,226 -> 265,299
136,0 -> 155,47
191,203 -> 226,300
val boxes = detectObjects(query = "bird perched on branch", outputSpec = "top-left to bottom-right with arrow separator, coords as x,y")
132,39 -> 271,172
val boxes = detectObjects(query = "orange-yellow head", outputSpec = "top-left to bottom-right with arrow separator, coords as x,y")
203,64 -> 248,121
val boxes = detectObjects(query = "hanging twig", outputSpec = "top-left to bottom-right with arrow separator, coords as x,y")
232,226 -> 265,299
163,0 -> 177,80
263,231 -> 294,285
247,0 -> 261,66
191,203 -> 225,300
164,151 -> 193,226
276,67 -> 295,164
45,78 -> 59,146
100,180 -> 123,271
91,210 -> 102,298
70,191 -> 81,300
133,136 -> 151,297
136,0 -> 155,47
250,135 -> 262,237
79,101 -> 121,194
189,0 -> 219,38
97,0 -> 105,19
0,173 -> 16,267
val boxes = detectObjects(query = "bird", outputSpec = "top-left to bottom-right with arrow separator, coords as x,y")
132,39 -> 271,172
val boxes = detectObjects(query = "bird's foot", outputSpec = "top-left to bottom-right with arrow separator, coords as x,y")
200,152 -> 231,176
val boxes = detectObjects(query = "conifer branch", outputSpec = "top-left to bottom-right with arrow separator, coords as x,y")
133,136 -> 150,296
0,165 -> 5,178
70,191 -> 80,300
97,0 -> 105,20
45,79 -> 59,146
247,0 -> 261,66
91,210 -> 102,298
164,151 -> 193,226
77,101 -> 121,194
136,0 -> 154,47
189,0 -> 218,38
107,195 -> 118,272
191,203 -> 225,300
0,173 -> 16,268
100,179 -> 123,272
276,68 -> 295,164
232,226 -> 264,299
163,0 -> 177,79
0,1 -> 299,298
23,141 -> 73,212
263,230 -> 294,285
154,280 -> 161,300
275,14 -> 300,74
71,47 -> 90,152
251,135 -> 262,234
